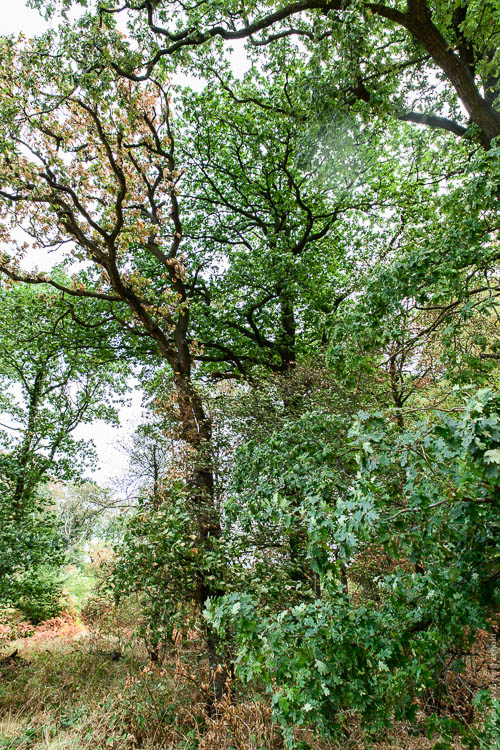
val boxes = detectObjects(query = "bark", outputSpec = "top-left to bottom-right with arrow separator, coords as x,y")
12,369 -> 45,513
172,370 -> 229,703
340,562 -> 348,595
371,1 -> 500,145
279,292 -> 297,372
388,356 -> 405,430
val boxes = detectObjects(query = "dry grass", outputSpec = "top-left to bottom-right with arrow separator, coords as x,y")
0,616 -> 496,750
0,627 -> 203,749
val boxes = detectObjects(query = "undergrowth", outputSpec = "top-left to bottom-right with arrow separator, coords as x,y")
0,596 -> 496,750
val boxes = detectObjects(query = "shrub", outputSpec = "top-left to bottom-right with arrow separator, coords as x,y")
16,566 -> 63,625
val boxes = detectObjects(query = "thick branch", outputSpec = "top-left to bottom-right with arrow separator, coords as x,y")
399,111 -> 467,137
0,266 -> 122,302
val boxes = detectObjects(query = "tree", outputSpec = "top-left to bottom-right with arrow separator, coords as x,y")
177,64 -> 387,379
0,36 -> 227,699
0,282 -> 121,511
31,0 -> 500,147
50,480 -> 119,557
0,282 -> 121,611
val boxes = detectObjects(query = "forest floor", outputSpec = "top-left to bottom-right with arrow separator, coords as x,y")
0,609 -> 495,750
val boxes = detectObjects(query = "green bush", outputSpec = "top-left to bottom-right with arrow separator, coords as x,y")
16,566 -> 64,624
207,388 -> 500,745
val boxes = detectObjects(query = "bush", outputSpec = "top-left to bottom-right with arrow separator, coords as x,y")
16,566 -> 63,624
207,388 -> 500,745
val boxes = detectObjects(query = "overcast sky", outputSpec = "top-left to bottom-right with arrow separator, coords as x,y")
1,1 -> 50,36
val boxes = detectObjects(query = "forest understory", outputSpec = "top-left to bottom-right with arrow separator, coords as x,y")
0,575 -> 497,750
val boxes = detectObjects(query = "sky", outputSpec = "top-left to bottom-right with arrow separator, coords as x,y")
0,2 -> 49,36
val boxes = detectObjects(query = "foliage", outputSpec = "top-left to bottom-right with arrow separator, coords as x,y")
0,0 -> 498,741
0,282 -> 122,504
15,565 -> 63,625
0,282 -> 123,613
176,65 -> 382,378
328,142 -> 500,398
30,0 -> 500,146
0,483 -> 64,606
110,479 -> 223,658
207,388 -> 499,744
222,407 -> 355,601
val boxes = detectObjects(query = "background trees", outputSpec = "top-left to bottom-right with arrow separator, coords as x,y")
0,283 -> 121,508
0,281 -> 122,613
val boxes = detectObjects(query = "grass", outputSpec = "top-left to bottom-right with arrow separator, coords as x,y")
0,635 -> 200,749
0,633 -> 305,749
0,568 -> 495,750
59,566 -> 98,615
0,631 -> 480,750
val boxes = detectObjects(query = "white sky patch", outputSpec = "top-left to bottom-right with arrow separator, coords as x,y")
0,1 -> 49,36
75,384 -> 145,487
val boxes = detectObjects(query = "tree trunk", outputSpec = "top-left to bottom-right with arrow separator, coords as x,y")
12,369 -> 44,514
172,371 -> 230,704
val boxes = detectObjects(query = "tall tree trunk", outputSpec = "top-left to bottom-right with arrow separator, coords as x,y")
12,369 -> 44,514
172,370 -> 229,704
